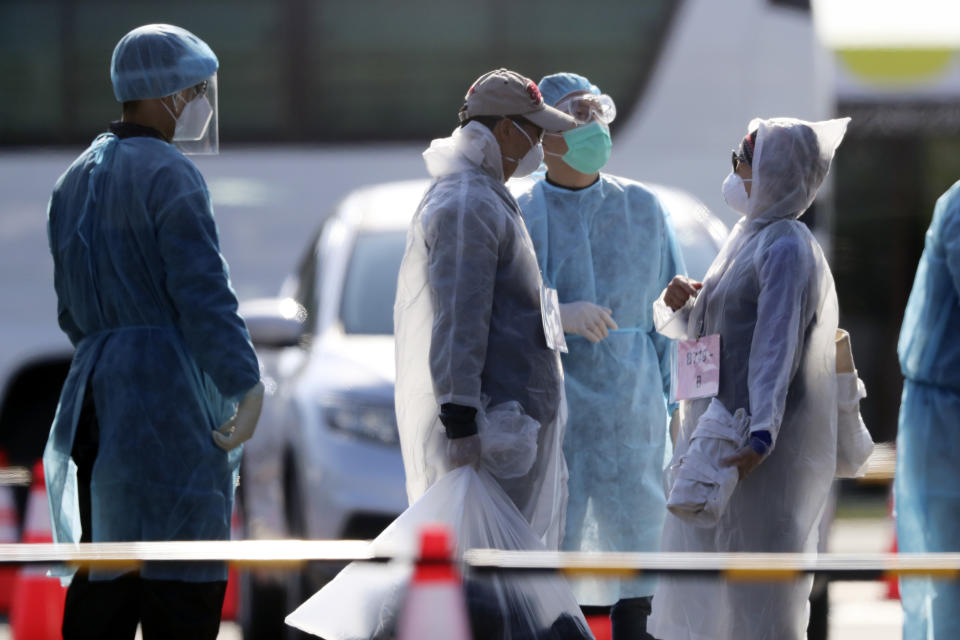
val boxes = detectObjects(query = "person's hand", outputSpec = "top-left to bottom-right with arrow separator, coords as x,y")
559,301 -> 618,343
213,381 -> 265,451
721,444 -> 764,480
663,276 -> 703,311
446,433 -> 481,468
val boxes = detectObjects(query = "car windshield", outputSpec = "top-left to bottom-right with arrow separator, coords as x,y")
340,230 -> 408,334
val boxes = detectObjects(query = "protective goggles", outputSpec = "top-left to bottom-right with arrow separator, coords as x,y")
555,93 -> 617,125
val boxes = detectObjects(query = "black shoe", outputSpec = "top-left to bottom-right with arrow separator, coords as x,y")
610,597 -> 660,640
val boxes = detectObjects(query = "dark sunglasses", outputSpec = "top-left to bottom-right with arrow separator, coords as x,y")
731,148 -> 750,172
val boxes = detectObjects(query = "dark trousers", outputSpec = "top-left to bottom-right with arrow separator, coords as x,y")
61,383 -> 227,640
611,596 -> 657,640
584,597 -> 658,640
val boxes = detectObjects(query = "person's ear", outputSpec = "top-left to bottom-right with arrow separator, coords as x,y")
492,117 -> 512,140
491,117 -> 517,150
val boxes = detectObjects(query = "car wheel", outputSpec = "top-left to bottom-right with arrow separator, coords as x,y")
239,452 -> 316,640
283,454 -> 342,640
239,568 -> 292,640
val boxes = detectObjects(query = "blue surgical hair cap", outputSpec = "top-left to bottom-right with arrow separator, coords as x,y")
538,73 -> 601,107
111,24 -> 218,102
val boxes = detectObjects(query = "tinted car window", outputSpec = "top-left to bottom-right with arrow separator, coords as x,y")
293,229 -> 323,331
340,231 -> 407,334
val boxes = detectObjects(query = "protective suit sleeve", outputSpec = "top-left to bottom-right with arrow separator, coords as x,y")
47,194 -> 84,346
424,196 -> 500,409
746,234 -> 809,446
653,292 -> 691,340
55,298 -> 83,347
651,202 -> 687,414
155,169 -> 260,399
52,266 -> 84,346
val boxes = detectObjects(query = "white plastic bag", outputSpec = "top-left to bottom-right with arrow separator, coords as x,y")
479,401 -> 541,480
286,403 -> 592,640
665,397 -> 749,527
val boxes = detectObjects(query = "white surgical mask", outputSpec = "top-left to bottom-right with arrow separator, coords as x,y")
172,95 -> 213,142
721,172 -> 752,216
162,91 -> 214,143
504,120 -> 544,178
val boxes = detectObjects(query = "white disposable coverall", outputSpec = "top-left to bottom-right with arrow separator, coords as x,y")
393,122 -> 568,547
648,117 -> 849,640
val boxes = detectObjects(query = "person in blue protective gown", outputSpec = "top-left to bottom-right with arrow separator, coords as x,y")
896,180 -> 960,639
44,24 -> 263,639
514,72 -> 686,640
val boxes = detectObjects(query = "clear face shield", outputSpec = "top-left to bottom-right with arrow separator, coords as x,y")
554,92 -> 617,126
166,72 -> 219,155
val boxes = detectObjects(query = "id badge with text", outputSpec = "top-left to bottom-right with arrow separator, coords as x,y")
672,334 -> 720,401
540,285 -> 568,353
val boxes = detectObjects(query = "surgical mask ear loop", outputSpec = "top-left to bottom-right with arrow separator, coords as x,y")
502,120 -> 544,178
543,131 -> 565,159
159,93 -> 186,132
503,120 -> 535,164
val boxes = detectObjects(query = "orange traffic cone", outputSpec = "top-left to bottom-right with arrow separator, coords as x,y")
221,503 -> 241,621
885,536 -> 900,600
0,450 -> 20,613
397,525 -> 471,640
884,493 -> 900,600
9,461 -> 67,639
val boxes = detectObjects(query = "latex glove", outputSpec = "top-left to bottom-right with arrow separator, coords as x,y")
663,275 -> 702,311
559,301 -> 618,343
214,381 -> 265,451
446,433 -> 481,468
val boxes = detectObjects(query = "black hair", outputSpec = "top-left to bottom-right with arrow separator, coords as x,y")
460,114 -> 503,131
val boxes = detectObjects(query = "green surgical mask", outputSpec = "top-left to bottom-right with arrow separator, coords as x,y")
547,121 -> 612,174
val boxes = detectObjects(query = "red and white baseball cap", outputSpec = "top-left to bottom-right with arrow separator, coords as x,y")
458,68 -> 577,132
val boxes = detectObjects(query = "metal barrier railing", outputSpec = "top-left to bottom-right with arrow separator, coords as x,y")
0,542 -> 953,582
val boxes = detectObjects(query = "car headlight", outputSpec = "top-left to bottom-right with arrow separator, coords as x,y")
323,402 -> 399,445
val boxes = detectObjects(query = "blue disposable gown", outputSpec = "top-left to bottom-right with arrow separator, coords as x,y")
516,175 -> 685,604
896,179 -> 960,639
45,132 -> 260,582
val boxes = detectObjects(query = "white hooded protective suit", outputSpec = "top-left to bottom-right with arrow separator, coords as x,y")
393,122 -> 568,547
649,117 -> 849,640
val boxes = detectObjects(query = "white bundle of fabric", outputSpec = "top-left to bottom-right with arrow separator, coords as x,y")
665,398 -> 750,527
835,329 -> 874,477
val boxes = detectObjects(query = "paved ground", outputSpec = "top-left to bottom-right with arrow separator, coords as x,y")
827,516 -> 902,639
